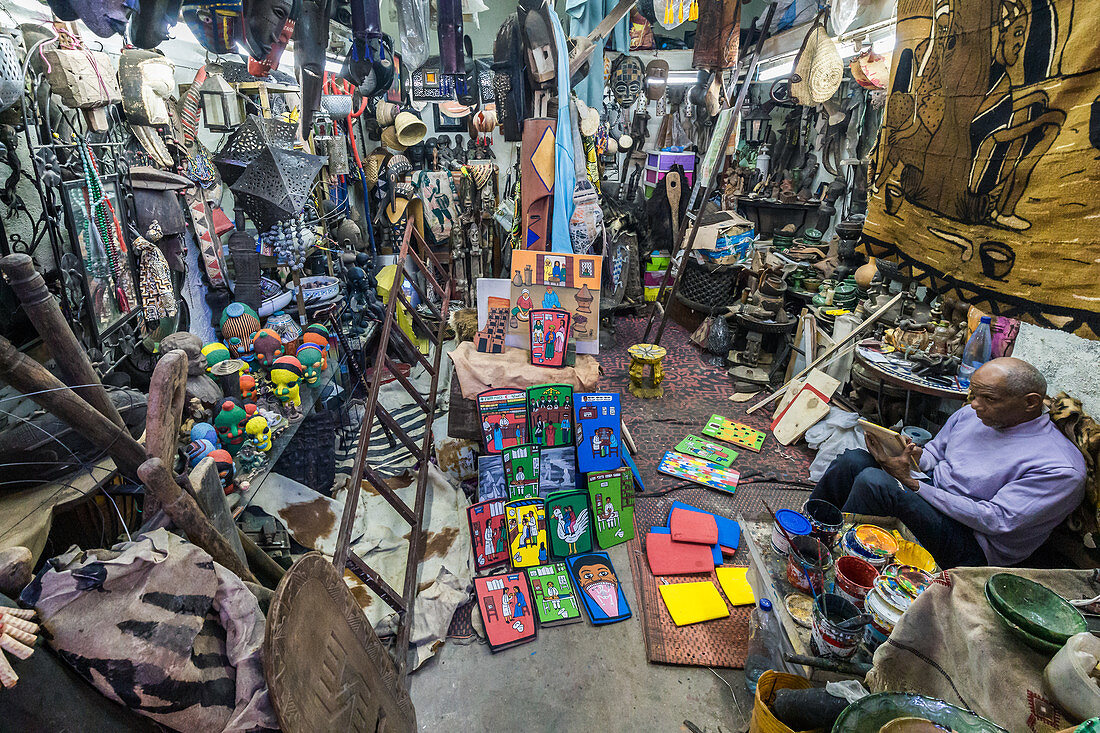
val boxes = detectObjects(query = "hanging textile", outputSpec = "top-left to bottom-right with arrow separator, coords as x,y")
547,6 -> 576,254
691,0 -> 739,69
135,221 -> 177,322
864,0 -> 1100,338
565,0 -> 630,114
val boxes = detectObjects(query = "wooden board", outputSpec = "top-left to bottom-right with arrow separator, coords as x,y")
770,383 -> 834,446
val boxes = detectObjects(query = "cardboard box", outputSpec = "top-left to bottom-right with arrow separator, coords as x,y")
693,211 -> 754,252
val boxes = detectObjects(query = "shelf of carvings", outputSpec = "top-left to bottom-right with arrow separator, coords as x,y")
234,362 -> 339,514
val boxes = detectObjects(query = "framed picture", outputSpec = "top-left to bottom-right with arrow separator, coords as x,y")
434,103 -> 468,132
529,309 -> 571,368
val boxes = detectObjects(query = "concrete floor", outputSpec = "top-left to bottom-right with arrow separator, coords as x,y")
409,543 -> 756,733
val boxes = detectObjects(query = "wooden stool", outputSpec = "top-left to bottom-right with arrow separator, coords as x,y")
627,343 -> 667,398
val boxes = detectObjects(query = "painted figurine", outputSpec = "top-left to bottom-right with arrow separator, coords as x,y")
219,302 -> 261,357
186,438 -> 217,468
296,343 -> 325,384
190,421 -> 218,445
270,355 -> 303,407
209,448 -> 236,494
237,440 -> 266,472
246,413 -> 272,452
302,322 -> 330,351
240,372 -> 258,401
213,397 -> 250,455
251,327 -> 285,368
201,342 -> 232,372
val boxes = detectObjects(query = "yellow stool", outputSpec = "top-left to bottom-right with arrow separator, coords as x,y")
627,343 -> 667,398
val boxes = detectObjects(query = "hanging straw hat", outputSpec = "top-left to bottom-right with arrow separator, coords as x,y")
363,148 -> 389,189
381,125 -> 407,151
394,111 -> 427,146
375,100 -> 400,126
790,18 -> 843,105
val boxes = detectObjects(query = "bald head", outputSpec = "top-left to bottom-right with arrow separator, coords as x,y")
969,357 -> 1047,428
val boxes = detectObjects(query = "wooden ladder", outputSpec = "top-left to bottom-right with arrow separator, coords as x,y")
331,220 -> 453,685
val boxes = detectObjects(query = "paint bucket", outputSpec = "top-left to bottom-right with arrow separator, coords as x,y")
894,536 -> 937,574
811,593 -> 863,659
865,578 -> 905,635
841,524 -> 897,568
900,426 -> 932,446
884,563 -> 934,598
801,498 -> 843,547
834,555 -> 879,610
770,509 -> 811,555
786,536 -> 832,595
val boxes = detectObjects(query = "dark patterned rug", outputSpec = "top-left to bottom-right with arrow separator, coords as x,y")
447,317 -> 819,649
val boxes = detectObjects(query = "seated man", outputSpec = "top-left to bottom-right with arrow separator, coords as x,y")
811,357 -> 1086,569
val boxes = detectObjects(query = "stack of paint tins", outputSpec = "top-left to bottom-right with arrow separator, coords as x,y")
863,563 -> 934,650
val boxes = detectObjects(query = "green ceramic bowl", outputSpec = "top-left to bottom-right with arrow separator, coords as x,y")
832,692 -> 1007,732
984,585 -> 1064,655
985,573 -> 1086,645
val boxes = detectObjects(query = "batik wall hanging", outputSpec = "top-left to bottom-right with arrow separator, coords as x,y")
864,0 -> 1100,338
506,250 -> 602,354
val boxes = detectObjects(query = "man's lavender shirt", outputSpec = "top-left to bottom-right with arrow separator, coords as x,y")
916,406 -> 1086,566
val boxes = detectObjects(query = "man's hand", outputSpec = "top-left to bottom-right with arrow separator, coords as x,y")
865,433 -> 921,490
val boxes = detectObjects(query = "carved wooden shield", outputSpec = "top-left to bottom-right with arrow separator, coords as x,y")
263,553 -> 416,732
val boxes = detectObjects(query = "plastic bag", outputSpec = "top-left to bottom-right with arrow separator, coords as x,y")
804,406 -> 865,481
394,0 -> 430,71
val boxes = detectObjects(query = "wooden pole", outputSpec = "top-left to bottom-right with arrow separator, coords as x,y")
0,334 -> 146,479
145,350 -> 188,467
745,291 -> 904,415
642,1 -> 778,346
138,457 -> 258,584
0,253 -> 126,429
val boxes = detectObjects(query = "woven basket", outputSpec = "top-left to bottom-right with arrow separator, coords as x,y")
676,258 -> 740,312
749,670 -> 822,733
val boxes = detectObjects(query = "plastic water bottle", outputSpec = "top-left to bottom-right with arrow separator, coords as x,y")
744,598 -> 781,694
957,316 -> 993,388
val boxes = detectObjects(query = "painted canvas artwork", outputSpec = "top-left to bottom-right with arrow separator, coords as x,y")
467,499 -> 509,571
526,563 -> 582,627
502,443 -> 541,499
539,446 -> 579,497
527,384 -> 575,448
474,573 -> 537,651
528,309 -> 571,367
505,498 -> 548,568
506,250 -> 602,355
476,296 -> 509,353
566,551 -> 632,625
477,388 -> 529,454
587,468 -> 635,549
478,454 -> 507,502
657,450 -> 740,493
574,393 -> 622,473
702,414 -> 766,452
545,489 -> 592,558
674,434 -> 739,468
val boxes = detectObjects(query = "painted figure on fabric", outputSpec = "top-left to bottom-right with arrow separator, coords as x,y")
512,585 -> 528,619
573,554 -> 622,618
501,587 -> 513,622
967,0 -> 1065,231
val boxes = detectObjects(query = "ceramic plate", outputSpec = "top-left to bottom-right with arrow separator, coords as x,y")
832,692 -> 1008,732
985,573 -> 1086,645
984,585 -> 1063,655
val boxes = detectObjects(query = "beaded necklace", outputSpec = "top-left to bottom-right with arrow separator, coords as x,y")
77,138 -> 132,312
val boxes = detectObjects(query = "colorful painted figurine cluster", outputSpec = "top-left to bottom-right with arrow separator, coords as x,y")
186,305 -> 335,490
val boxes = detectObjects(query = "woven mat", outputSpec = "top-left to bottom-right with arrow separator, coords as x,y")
629,482 -> 811,669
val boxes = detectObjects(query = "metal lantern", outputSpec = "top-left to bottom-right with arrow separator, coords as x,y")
200,72 -> 243,132
230,143 -> 326,233
743,106 -> 772,147
214,114 -> 296,186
